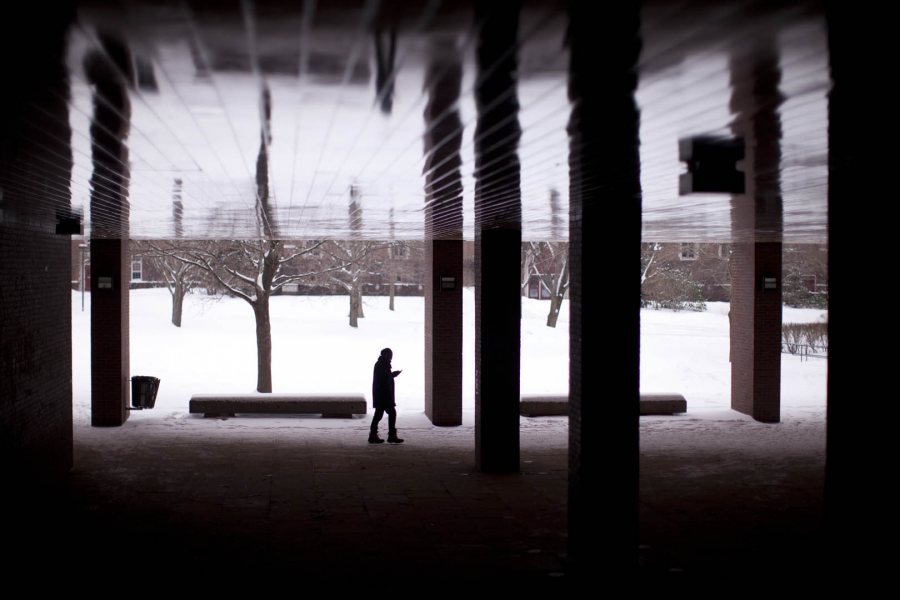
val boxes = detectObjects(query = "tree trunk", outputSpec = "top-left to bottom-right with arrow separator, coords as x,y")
171,280 -> 185,327
349,286 -> 360,328
253,295 -> 273,392
547,293 -> 563,328
547,254 -> 569,328
389,280 -> 395,311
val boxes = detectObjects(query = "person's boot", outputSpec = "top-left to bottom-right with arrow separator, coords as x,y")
368,429 -> 384,444
387,429 -> 404,444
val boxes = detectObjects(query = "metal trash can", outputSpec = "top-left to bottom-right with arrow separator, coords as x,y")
131,376 -> 160,409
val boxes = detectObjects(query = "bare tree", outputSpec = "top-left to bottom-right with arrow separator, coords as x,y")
543,243 -> 569,328
133,239 -> 200,328
323,185 -> 391,327
521,243 -> 538,296
521,242 -> 570,327
641,242 -> 662,286
324,240 -> 389,327
148,85 -> 340,391
152,239 -> 330,392
147,251 -> 197,327
387,240 -> 411,311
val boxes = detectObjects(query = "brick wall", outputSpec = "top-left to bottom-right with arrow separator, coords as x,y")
1,2 -> 75,474
0,228 -> 73,474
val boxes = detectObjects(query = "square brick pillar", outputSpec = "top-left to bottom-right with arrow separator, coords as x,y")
729,42 -> 784,424
425,240 -> 463,426
730,242 -> 782,423
85,36 -> 132,427
473,2 -> 522,474
474,228 -> 521,473
422,40 -> 464,427
567,2 -> 641,576
824,4 -> 887,576
90,239 -> 130,426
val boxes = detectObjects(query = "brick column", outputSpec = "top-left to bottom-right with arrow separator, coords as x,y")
824,2 -> 886,576
473,2 -> 521,473
729,43 -> 784,424
729,242 -> 782,422
86,37 -> 132,427
567,2 -> 642,575
90,239 -> 130,426
423,41 -> 463,426
425,241 -> 463,425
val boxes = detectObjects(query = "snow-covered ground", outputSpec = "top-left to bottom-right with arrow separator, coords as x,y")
72,289 -> 827,449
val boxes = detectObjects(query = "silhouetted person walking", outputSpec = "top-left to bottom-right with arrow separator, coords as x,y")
370,347 -> 404,444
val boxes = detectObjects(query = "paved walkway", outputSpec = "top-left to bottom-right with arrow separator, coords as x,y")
9,412 -> 827,584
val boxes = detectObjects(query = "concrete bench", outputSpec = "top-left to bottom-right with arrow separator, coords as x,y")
520,395 -> 569,417
519,394 -> 688,416
639,394 -> 687,415
189,393 -> 367,418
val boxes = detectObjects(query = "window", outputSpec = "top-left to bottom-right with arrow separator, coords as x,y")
391,244 -> 408,259
802,275 -> 816,293
131,256 -> 142,280
680,243 -> 697,261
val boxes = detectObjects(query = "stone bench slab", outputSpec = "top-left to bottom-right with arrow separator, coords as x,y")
639,394 -> 688,415
519,394 -> 687,416
189,394 -> 367,418
520,395 -> 569,417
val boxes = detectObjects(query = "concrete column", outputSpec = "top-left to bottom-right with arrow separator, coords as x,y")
86,36 -> 133,427
423,41 -> 464,426
567,2 -> 642,575
729,43 -> 784,424
473,1 -> 521,473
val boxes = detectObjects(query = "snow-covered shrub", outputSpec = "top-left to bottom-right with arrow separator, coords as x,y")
641,265 -> 706,312
782,322 -> 828,355
782,267 -> 827,309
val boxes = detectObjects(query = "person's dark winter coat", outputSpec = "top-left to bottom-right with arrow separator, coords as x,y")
372,354 -> 396,410
369,347 -> 403,444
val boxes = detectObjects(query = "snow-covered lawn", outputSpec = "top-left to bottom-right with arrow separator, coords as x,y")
72,289 -> 827,432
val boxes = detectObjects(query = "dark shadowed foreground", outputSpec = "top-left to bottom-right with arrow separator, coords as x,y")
8,414 -> 824,584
